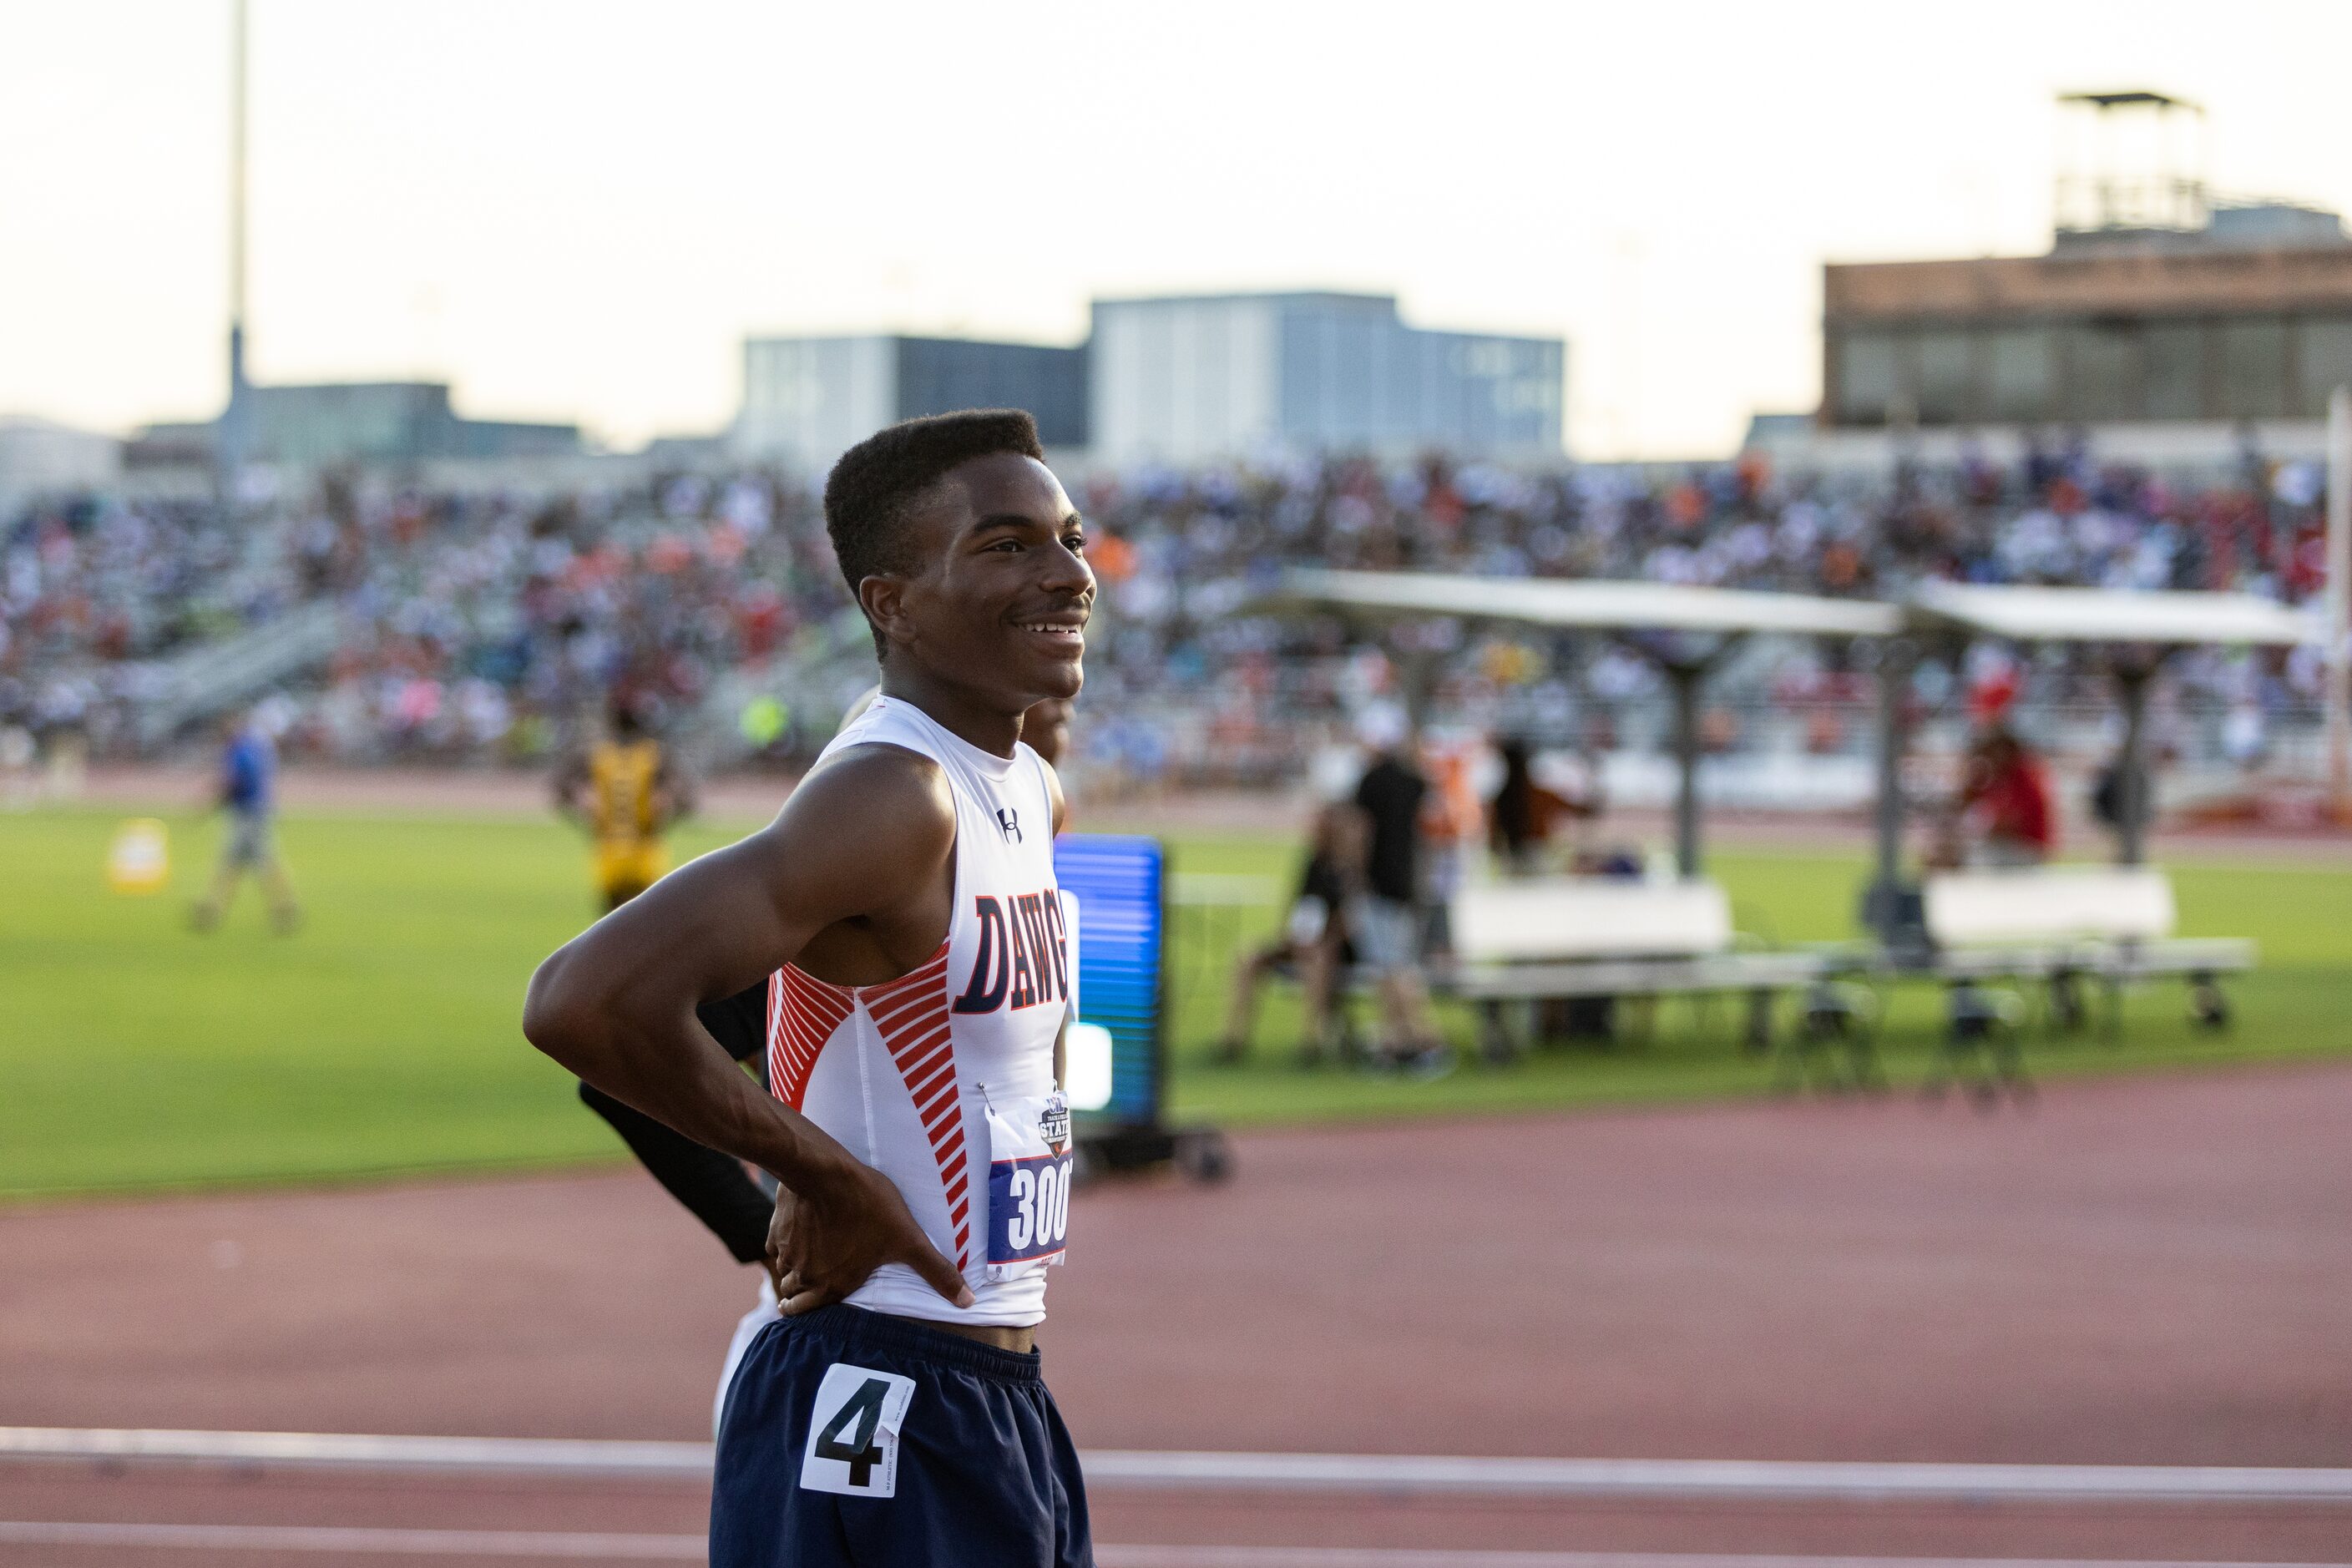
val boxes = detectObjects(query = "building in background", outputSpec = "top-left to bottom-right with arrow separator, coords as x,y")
0,416 -> 122,510
133,382 -> 580,469
1819,91 -> 2352,441
1822,210 -> 2352,433
735,293 -> 1566,473
1087,291 -> 1565,465
735,334 -> 1088,472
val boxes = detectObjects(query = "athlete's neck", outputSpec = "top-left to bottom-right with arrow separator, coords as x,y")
876,670 -> 1026,758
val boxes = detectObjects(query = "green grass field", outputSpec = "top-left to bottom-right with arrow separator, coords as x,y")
4,805 -> 2349,1197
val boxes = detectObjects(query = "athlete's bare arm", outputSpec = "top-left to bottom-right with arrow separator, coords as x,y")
523,742 -> 974,1312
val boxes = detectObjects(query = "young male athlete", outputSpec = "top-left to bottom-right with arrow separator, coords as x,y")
579,695 -> 1079,1435
524,409 -> 1093,1567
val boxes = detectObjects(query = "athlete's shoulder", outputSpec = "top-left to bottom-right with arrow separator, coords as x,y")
787,741 -> 955,845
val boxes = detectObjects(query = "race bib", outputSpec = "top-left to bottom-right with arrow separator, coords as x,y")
799,1363 -> 916,1499
982,1089 -> 1071,1278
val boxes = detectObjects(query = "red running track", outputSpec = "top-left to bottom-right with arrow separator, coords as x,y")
4,1062 -> 2349,1560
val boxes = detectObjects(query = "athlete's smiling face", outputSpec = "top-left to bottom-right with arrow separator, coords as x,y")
882,451 -> 1094,714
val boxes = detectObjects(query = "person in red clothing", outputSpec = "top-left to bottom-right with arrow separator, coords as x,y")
1959,727 -> 2055,867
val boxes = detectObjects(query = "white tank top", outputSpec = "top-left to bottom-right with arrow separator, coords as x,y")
766,695 -> 1071,1328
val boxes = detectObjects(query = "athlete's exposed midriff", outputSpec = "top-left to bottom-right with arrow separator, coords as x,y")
899,1315 -> 1037,1353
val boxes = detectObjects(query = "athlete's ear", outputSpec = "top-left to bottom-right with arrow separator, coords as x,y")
857,574 -> 917,655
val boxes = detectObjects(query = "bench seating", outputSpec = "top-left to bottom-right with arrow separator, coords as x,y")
1925,867 -> 2250,984
1926,867 -> 2175,947
1824,867 -> 2252,1042
1427,877 -> 1825,1057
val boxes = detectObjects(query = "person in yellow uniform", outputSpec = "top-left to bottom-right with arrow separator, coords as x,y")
554,701 -> 694,911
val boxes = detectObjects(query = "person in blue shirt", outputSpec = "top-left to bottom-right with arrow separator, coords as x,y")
192,709 -> 301,933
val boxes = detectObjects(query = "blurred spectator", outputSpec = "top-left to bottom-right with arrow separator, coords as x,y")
190,707 -> 300,933
554,699 -> 695,912
1489,736 -> 1576,877
1417,732 -> 1485,949
1023,697 -> 1074,772
1959,727 -> 2055,868
3,439 -> 2330,781
0,724 -> 36,807
1215,802 -> 1361,1068
1350,706 -> 1449,1075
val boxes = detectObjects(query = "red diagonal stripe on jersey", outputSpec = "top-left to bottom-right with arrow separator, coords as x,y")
769,964 -> 853,1111
862,941 -> 969,1268
894,1021 -> 952,1060
898,1034 -> 951,1079
764,971 -> 783,1097
906,1069 -> 953,1112
917,1110 -> 959,1148
897,1023 -> 951,1063
904,1059 -> 955,1107
913,1080 -> 959,1126
867,985 -> 947,1033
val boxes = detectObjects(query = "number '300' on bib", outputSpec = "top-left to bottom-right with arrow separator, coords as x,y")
983,1089 -> 1070,1279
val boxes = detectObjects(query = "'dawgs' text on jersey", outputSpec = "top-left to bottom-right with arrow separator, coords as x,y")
951,890 -> 1069,1014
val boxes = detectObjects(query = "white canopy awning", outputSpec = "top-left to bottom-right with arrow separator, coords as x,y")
1260,569 -> 2318,649
1906,582 -> 2317,647
1266,569 -> 1902,638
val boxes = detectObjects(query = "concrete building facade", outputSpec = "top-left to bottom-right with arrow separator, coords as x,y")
1821,204 -> 2352,431
134,382 -> 579,468
736,335 -> 1088,473
736,294 -> 1565,473
1087,292 -> 1564,464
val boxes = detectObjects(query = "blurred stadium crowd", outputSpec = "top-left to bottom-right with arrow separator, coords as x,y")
3,440 -> 2335,779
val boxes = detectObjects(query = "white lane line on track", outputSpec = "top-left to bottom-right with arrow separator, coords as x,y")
7,1429 -> 2352,1505
1095,1555 -> 2345,1568
0,1524 -> 2340,1568
0,1520 -> 701,1559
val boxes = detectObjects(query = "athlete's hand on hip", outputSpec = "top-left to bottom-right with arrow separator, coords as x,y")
766,1154 -> 974,1315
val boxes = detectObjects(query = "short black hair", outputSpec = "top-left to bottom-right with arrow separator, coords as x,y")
822,410 -> 1045,640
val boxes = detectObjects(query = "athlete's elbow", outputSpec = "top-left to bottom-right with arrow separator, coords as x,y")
523,945 -> 604,1070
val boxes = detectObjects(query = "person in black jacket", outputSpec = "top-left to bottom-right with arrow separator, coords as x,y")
1348,706 -> 1449,1075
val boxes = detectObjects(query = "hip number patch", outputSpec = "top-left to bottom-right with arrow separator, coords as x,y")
799,1363 -> 916,1499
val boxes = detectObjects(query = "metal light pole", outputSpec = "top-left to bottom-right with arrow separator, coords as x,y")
2328,385 -> 2351,815
216,0 -> 250,514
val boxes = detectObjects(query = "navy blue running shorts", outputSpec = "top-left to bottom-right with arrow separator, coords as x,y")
711,1304 -> 1092,1568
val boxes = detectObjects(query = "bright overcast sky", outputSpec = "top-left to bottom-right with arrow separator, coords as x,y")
5,0 -> 2349,458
